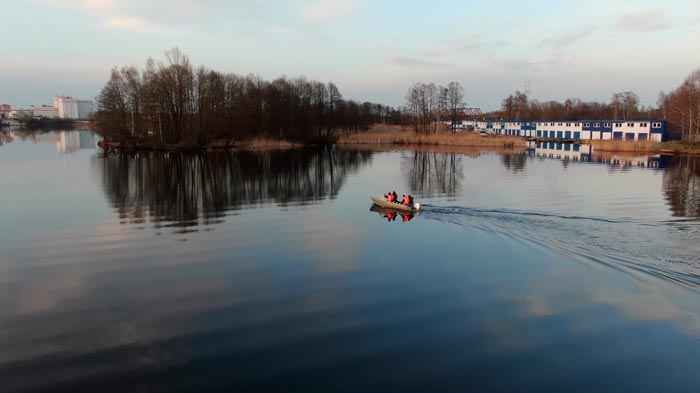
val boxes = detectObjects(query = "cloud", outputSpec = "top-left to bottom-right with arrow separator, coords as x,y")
616,8 -> 671,32
538,26 -> 595,49
33,0 -> 294,36
34,0 -> 197,34
298,0 -> 363,23
384,56 -> 449,69
423,34 -> 487,58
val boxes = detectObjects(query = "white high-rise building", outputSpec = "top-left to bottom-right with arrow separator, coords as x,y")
54,96 -> 94,119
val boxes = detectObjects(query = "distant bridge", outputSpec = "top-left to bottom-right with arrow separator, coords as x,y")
459,107 -> 482,117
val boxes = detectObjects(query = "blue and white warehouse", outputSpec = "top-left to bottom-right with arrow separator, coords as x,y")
455,120 -> 666,142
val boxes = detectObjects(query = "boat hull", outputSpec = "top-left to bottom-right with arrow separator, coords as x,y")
371,196 -> 420,213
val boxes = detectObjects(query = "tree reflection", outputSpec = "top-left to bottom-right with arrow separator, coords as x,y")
501,153 -> 527,173
663,155 -> 700,217
96,147 -> 373,231
402,151 -> 463,197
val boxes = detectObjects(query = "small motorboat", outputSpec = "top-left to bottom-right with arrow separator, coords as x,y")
371,196 -> 421,213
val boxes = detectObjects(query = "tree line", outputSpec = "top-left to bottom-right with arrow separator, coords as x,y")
494,69 -> 700,142
95,48 -> 400,145
659,70 -> 700,146
403,68 -> 700,142
496,90 -> 657,122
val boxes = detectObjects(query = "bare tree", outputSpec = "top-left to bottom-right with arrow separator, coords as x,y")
660,70 -> 700,145
501,90 -> 528,120
446,82 -> 465,133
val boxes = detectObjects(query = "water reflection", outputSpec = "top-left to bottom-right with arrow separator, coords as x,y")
500,153 -> 527,173
0,129 -> 97,153
663,155 -> 700,218
95,147 -> 373,232
402,151 -> 463,198
369,205 -> 417,222
527,141 -> 662,168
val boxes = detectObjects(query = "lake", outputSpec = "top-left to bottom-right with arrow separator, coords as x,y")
1,129 -> 700,392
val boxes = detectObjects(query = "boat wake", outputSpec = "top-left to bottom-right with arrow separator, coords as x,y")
420,205 -> 700,288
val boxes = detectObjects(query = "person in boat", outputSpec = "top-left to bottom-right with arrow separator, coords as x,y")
384,192 -> 394,202
402,195 -> 410,206
408,195 -> 414,205
391,191 -> 398,202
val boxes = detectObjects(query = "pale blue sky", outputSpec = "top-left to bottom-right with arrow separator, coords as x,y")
2,0 -> 699,110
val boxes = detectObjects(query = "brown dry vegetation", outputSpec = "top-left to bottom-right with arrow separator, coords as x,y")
338,124 -> 526,149
586,140 -> 659,153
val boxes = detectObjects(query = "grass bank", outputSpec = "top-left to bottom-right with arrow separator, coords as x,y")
587,140 -> 659,153
339,124 -> 525,149
586,140 -> 700,155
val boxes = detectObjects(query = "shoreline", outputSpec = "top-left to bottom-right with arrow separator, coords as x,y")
98,137 -> 303,152
95,125 -> 700,156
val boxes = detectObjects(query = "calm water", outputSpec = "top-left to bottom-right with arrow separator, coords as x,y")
2,130 -> 700,392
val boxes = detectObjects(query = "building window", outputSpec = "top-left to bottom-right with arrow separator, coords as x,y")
594,123 -> 600,127
652,122 -> 662,128
604,123 -> 611,128
627,123 -> 634,127
584,123 -> 590,127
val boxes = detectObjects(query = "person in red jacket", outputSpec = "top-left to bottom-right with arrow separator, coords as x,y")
402,195 -> 410,205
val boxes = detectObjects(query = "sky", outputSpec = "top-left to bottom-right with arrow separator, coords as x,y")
1,0 -> 700,110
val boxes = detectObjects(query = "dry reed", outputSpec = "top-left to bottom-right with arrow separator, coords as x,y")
339,124 -> 525,149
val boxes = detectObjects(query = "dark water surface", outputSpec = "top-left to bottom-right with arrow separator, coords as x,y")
2,130 -> 700,392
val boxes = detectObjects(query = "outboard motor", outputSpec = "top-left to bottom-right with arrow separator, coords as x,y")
413,203 -> 420,211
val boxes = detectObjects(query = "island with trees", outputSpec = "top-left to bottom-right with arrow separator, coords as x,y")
95,48 -> 401,151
